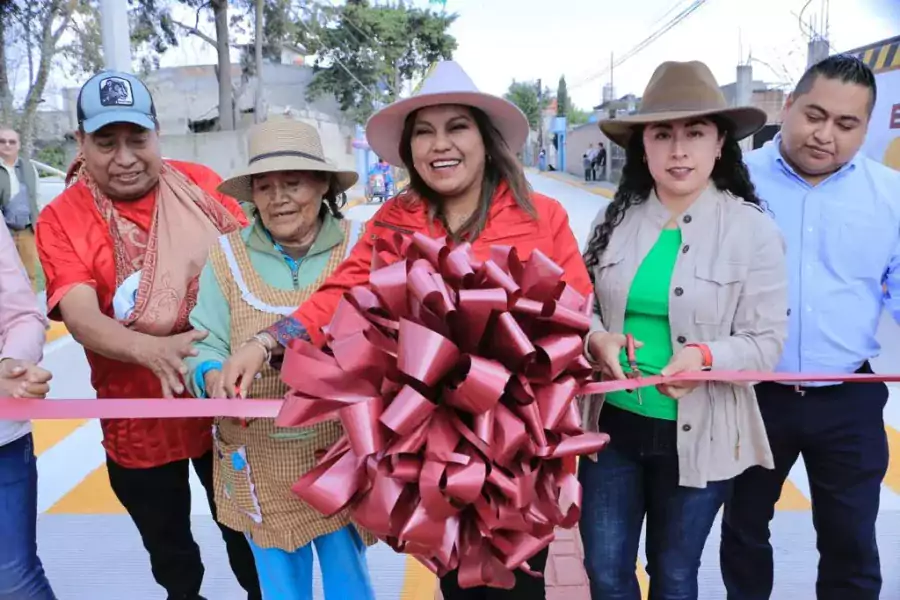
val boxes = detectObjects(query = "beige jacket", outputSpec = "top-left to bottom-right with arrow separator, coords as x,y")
582,185 -> 789,488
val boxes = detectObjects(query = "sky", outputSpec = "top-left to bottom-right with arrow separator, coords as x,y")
8,0 -> 900,111
449,0 -> 899,108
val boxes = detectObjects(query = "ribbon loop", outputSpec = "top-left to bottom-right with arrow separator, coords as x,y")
279,233 -> 612,588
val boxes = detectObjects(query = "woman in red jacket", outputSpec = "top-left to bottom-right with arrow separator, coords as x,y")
218,60 -> 591,600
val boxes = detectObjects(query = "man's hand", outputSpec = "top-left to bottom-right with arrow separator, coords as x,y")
657,346 -> 705,399
0,359 -> 52,399
130,330 -> 209,398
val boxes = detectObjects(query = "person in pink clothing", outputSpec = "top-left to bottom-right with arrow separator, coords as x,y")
0,222 -> 56,599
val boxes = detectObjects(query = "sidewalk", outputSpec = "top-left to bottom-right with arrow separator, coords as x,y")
530,168 -> 617,200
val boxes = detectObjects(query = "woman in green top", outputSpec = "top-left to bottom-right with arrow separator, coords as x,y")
579,61 -> 789,599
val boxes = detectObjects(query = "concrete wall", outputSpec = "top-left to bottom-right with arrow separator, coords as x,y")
565,123 -> 611,179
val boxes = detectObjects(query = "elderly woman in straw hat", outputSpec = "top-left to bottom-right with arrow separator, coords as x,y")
578,60 -> 790,598
219,60 -> 593,599
184,117 -> 375,600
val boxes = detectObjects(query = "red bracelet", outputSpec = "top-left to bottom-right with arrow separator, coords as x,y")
685,343 -> 713,370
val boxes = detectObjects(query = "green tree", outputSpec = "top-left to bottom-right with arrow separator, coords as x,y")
301,0 -> 457,124
505,79 -> 550,130
0,0 -> 82,154
567,106 -> 590,126
555,75 -> 569,118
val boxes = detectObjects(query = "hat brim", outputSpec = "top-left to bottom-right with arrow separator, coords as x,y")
365,91 -> 530,167
599,106 -> 768,148
82,110 -> 156,134
217,155 -> 359,204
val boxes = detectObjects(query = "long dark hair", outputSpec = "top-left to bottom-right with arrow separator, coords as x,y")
398,105 -> 534,241
583,116 -> 762,277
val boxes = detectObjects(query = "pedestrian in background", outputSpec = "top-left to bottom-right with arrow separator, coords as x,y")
0,127 -> 41,290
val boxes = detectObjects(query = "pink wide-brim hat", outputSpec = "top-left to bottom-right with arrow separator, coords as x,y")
365,60 -> 530,167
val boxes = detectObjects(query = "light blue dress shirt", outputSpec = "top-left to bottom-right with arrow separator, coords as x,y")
745,134 -> 900,378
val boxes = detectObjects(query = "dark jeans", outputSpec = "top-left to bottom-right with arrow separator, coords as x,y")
579,404 -> 732,600
106,451 -> 262,600
439,545 -> 549,599
0,433 -> 57,600
720,376 -> 888,600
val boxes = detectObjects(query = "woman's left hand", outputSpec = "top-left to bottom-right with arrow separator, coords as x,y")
657,346 -> 705,399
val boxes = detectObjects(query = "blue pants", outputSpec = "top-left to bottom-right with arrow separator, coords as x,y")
0,433 -> 57,600
721,379 -> 888,600
247,526 -> 375,600
579,405 -> 731,600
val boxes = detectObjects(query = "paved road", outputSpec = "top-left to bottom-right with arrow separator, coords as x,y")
32,172 -> 900,598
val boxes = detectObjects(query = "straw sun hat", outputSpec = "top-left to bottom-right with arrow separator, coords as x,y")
218,118 -> 358,203
365,60 -> 530,167
599,60 -> 768,148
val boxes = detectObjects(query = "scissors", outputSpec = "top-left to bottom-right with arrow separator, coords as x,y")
624,333 -> 643,405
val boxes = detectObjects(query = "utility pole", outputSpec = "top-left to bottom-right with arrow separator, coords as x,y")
100,0 -> 132,72
537,78 -> 543,150
254,0 -> 265,123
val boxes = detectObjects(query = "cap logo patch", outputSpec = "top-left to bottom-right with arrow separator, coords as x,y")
99,76 -> 133,107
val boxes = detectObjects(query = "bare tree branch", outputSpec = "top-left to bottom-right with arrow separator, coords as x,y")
171,18 -> 245,49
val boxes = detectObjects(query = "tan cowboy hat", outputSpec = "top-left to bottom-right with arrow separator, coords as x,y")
218,118 -> 358,203
599,61 -> 768,148
365,60 -> 530,167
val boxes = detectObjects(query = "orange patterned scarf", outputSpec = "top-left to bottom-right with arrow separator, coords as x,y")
70,154 -> 242,336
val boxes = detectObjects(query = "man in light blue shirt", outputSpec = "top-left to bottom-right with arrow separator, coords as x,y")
720,55 -> 900,600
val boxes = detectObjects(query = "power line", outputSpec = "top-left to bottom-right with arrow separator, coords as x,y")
569,0 -> 711,92
294,16 -> 378,99
318,0 -> 378,48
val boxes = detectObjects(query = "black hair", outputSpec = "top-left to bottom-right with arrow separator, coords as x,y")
583,115 -> 762,274
793,54 -> 877,113
398,105 -> 534,242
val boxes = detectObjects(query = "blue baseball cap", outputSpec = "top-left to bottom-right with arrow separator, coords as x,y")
76,70 -> 157,134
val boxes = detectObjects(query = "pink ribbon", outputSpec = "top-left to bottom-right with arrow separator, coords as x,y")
2,370 -> 896,422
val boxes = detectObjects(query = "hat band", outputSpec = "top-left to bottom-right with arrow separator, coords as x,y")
249,150 -> 326,165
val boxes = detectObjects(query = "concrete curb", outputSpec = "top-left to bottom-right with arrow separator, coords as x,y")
527,168 -> 616,199
344,195 -> 368,211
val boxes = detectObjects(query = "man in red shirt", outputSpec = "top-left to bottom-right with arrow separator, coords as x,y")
36,71 -> 261,600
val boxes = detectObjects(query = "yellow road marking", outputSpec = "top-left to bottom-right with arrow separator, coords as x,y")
46,464 -> 126,515
32,420 -> 88,456
45,321 -> 68,343
775,479 -> 813,511
400,555 -> 436,600
638,559 -> 649,598
883,425 -> 900,495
